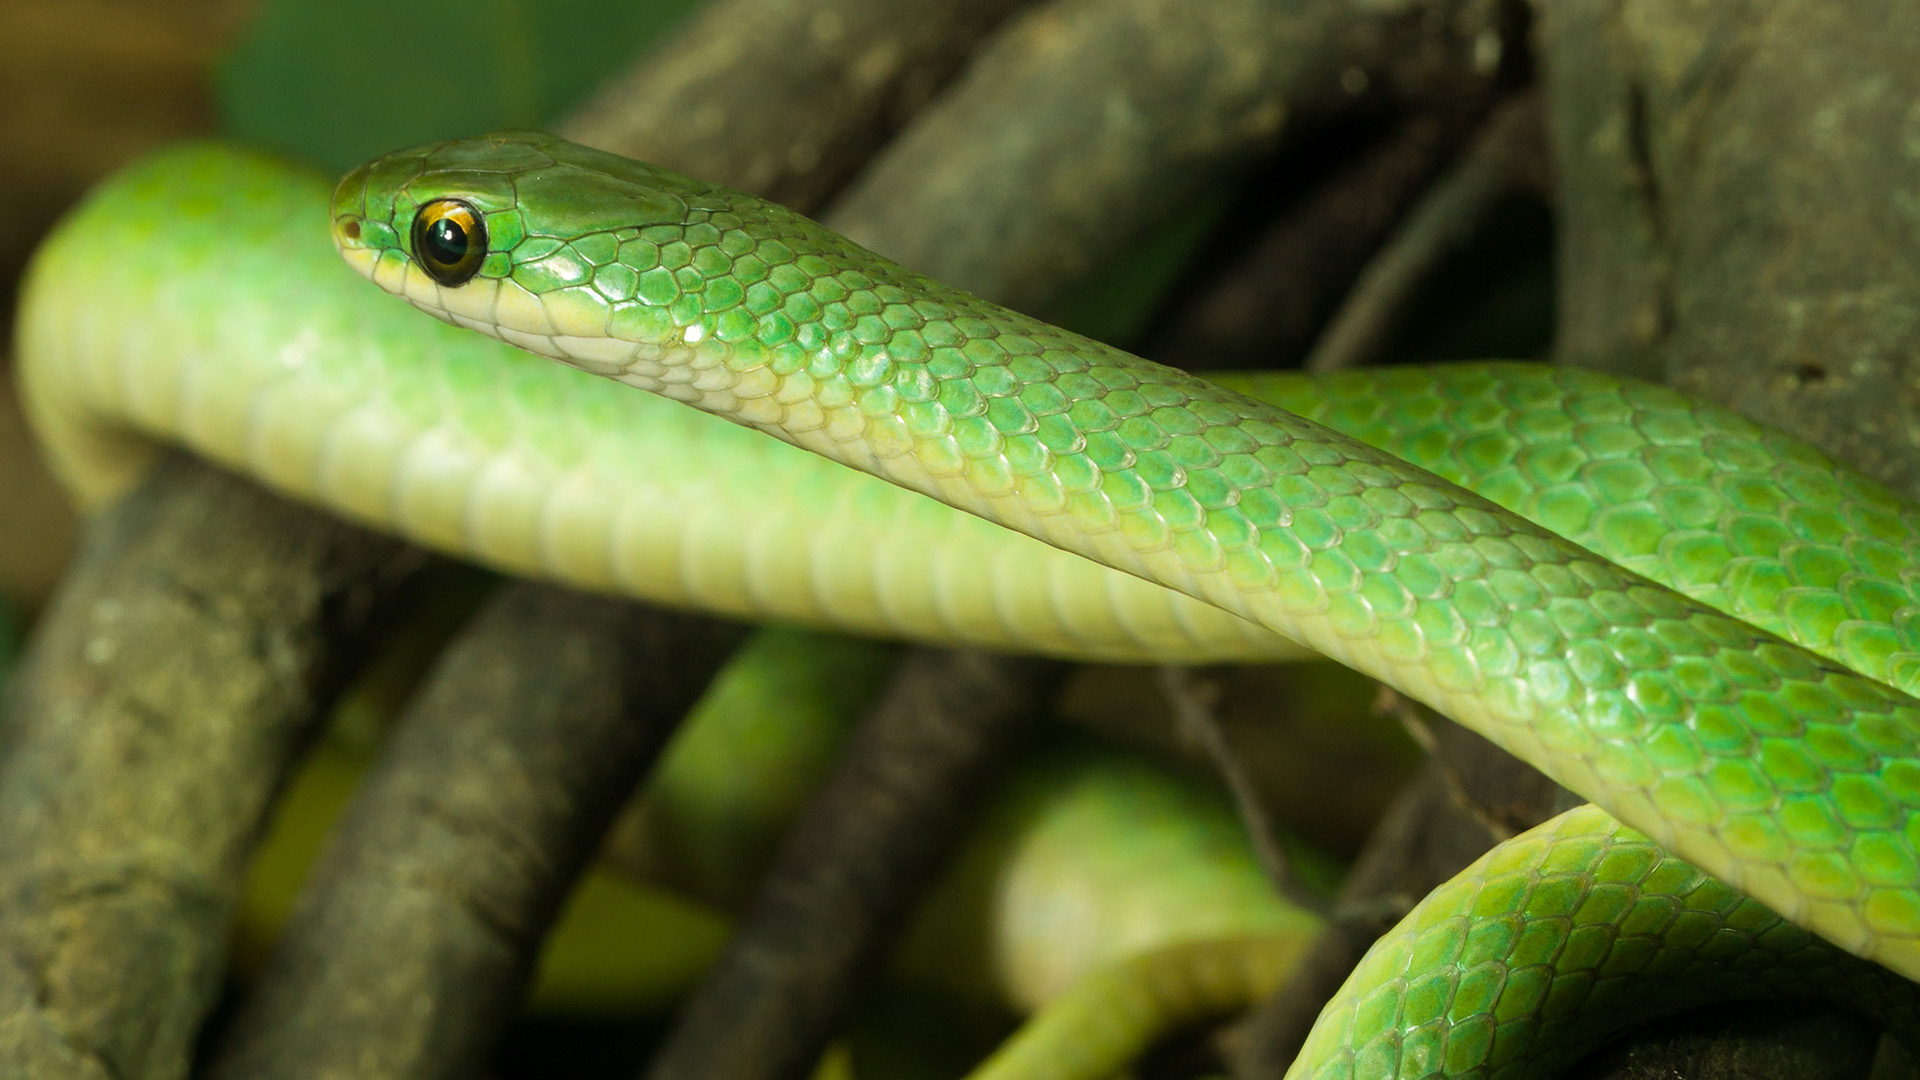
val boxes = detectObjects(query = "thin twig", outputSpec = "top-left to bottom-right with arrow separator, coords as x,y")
1155,665 -> 1326,916
1140,112 -> 1469,372
1225,708 -> 1569,1080
1305,91 -> 1547,372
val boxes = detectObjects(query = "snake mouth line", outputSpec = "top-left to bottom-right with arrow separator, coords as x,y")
335,242 -> 377,279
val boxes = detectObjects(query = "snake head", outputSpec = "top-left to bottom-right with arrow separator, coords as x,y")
333,131 -> 968,466
330,130 -> 760,376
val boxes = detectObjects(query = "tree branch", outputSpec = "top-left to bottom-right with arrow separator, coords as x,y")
644,649 -> 1063,1080
206,583 -> 745,1080
0,455 -> 415,1080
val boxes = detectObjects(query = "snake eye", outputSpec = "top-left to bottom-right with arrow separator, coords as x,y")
410,199 -> 487,286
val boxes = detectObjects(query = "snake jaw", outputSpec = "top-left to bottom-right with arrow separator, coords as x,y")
334,243 -> 378,285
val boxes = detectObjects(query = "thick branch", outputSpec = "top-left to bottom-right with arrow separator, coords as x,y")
645,649 -> 1063,1080
829,0 -> 1510,313
561,0 -> 1035,210
1566,1001 -> 1881,1080
1544,0 -> 1920,498
206,583 -> 745,1080
0,455 -> 414,1080
1537,4 -> 1909,1069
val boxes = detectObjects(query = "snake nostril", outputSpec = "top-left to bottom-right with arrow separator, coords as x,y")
340,219 -> 361,243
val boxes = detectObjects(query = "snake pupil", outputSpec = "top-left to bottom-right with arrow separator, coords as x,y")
410,199 -> 487,286
426,218 -> 466,260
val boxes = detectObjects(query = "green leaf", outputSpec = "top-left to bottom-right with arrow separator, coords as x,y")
217,0 -> 708,174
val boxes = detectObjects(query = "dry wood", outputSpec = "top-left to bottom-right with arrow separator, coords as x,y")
562,0 -> 1036,211
0,455 -> 415,1080
829,0 -> 1512,313
206,583 -> 746,1080
644,649 -> 1063,1080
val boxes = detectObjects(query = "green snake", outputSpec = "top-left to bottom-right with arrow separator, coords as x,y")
15,133 -> 1920,1075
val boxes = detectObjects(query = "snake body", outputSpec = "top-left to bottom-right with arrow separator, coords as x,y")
15,136 -> 1920,1074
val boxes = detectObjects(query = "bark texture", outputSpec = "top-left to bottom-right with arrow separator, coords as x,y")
0,456 -> 413,1080
206,583 -> 745,1080
1545,0 -> 1920,498
831,0 -> 1512,312
561,0 -> 1035,211
645,650 -> 1063,1080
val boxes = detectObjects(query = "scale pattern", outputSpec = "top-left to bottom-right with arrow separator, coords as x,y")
19,140 -> 1915,1078
1292,804 -> 1920,1078
332,134 -> 1920,996
43,151 -> 1920,684
1236,365 -> 1920,699
27,147 -> 1920,690
17,146 -> 1296,663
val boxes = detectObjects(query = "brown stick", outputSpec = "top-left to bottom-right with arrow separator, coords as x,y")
1227,706 -> 1573,1080
0,455 -> 415,1080
643,649 -> 1064,1080
829,0 -> 1510,312
1138,112 -> 1470,372
1543,0 -> 1920,500
1304,91 -> 1546,372
204,583 -> 746,1080
1155,665 -> 1324,915
560,0 -> 1036,211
